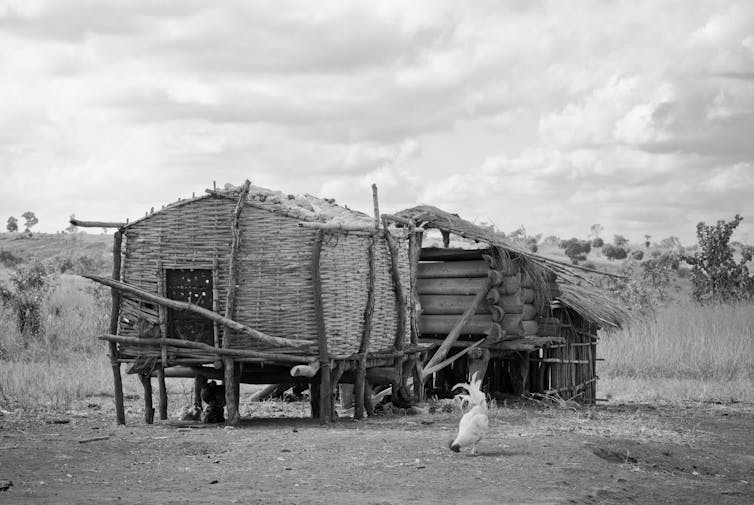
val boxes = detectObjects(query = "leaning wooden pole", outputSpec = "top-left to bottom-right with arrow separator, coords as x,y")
312,229 -> 332,424
422,272 -> 496,379
354,235 -> 376,420
155,260 -> 168,421
382,216 -> 409,404
82,275 -> 312,350
109,230 -> 126,425
222,180 -> 251,427
97,335 -> 307,363
408,226 -> 424,401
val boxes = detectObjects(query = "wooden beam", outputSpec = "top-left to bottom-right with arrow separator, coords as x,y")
419,247 -> 488,262
84,275 -> 314,350
417,277 -> 489,295
70,218 -> 127,229
98,334 -> 309,363
297,222 -> 375,232
419,294 -> 492,315
417,260 -> 490,279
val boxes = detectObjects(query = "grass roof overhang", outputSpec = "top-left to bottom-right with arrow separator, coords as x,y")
392,205 -> 631,330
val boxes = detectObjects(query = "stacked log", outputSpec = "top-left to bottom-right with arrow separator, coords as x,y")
416,251 -> 526,338
417,258 -> 495,335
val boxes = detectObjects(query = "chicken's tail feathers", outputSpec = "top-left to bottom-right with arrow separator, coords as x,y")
452,371 -> 486,408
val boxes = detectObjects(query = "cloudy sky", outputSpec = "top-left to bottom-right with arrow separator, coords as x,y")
1,0 -> 753,245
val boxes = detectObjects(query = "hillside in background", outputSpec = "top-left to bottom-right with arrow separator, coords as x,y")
0,232 -> 111,281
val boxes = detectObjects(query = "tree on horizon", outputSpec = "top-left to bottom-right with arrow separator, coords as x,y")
22,211 -> 39,232
6,216 -> 18,233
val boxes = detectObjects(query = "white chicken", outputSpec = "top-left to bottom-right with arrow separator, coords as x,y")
449,371 -> 488,455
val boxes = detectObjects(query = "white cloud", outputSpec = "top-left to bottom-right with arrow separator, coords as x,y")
1,0 -> 753,244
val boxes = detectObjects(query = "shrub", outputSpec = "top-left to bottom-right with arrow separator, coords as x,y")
613,234 -> 629,247
641,252 -> 680,302
0,250 -> 23,268
603,244 -> 628,260
684,214 -> 754,304
559,238 -> 591,264
0,258 -> 55,341
630,250 -> 644,261
591,237 -> 604,248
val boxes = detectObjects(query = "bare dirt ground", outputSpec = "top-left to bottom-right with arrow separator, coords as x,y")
1,395 -> 752,505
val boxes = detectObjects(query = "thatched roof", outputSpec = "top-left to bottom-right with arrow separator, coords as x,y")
123,182 -> 376,231
393,205 -> 630,329
217,182 -> 375,228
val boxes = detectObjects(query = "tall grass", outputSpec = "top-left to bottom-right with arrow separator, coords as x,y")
0,275 -> 120,411
599,301 -> 754,402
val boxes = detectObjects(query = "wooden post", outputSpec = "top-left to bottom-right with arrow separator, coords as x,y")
354,235 -> 376,420
409,229 -> 424,402
109,230 -> 125,425
194,374 -> 205,409
312,230 -> 331,423
310,381 -> 320,419
139,374 -> 155,424
222,179 -> 251,427
381,217 -> 406,351
155,261 -> 168,421
382,216 -> 410,404
212,257 -> 220,348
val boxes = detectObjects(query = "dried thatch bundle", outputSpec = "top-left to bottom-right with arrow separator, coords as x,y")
556,282 -> 632,330
394,205 -> 631,330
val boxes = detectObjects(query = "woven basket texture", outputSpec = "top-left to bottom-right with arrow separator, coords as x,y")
118,195 -> 409,359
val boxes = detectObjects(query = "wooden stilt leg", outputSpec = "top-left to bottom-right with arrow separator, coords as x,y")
310,381 -> 321,419
110,355 -> 125,425
354,365 -> 366,420
234,363 -> 242,415
319,360 -> 332,424
223,357 -> 240,426
194,375 -> 205,408
157,367 -> 168,420
139,374 -> 155,424
109,230 -> 125,425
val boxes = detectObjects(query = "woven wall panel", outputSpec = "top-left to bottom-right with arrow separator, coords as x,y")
120,196 -> 410,359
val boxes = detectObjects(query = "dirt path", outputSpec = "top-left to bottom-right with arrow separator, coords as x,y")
1,399 -> 752,505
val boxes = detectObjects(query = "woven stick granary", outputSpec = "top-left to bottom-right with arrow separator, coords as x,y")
77,181 -> 421,426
